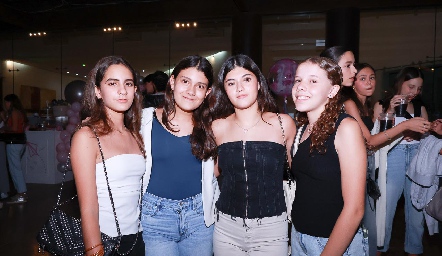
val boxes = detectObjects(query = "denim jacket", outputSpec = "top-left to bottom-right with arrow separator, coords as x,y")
140,107 -> 220,227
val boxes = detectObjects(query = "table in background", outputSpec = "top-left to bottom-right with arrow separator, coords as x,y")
22,130 -> 73,184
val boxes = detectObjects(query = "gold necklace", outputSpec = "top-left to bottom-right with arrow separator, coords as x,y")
234,118 -> 261,134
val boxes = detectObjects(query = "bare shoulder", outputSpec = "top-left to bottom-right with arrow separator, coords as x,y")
212,115 -> 232,135
336,117 -> 363,140
344,99 -> 358,110
262,112 -> 295,128
71,126 -> 97,149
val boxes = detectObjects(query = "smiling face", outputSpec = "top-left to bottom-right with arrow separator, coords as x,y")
292,62 -> 340,117
223,66 -> 260,110
170,67 -> 210,113
338,51 -> 357,86
399,77 -> 423,101
354,67 -> 376,99
95,64 -> 136,114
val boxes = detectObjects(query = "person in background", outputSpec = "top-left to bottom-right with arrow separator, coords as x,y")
290,57 -> 367,255
1,94 -> 28,204
343,63 -> 430,256
373,67 -> 429,256
141,55 -> 218,256
320,46 -> 357,104
207,54 -> 296,255
71,56 -> 145,256
143,70 -> 169,108
143,73 -> 156,94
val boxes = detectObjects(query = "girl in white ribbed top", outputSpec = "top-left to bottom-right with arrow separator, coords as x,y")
71,56 -> 146,256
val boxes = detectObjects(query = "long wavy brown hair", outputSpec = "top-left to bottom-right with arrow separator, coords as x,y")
161,55 -> 214,161
81,56 -> 145,156
296,57 -> 342,154
204,54 -> 279,160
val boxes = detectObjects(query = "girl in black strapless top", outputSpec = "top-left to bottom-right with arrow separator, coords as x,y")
206,54 -> 296,256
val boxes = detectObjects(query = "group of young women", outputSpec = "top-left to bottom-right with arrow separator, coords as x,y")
71,47 -> 436,256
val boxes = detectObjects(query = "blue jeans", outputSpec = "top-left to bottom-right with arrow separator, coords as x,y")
364,154 -> 377,256
378,143 -> 424,254
291,225 -> 368,256
6,143 -> 26,193
141,192 -> 214,256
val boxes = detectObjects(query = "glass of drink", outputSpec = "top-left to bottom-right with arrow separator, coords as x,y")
394,96 -> 408,117
378,113 -> 395,132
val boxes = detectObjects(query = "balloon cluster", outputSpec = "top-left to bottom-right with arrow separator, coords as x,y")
56,102 -> 81,172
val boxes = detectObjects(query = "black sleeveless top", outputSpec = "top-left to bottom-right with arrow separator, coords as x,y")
291,113 -> 351,238
361,116 -> 374,131
216,141 -> 286,219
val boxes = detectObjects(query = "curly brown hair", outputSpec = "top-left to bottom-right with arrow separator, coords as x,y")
81,56 -> 145,156
296,57 -> 342,154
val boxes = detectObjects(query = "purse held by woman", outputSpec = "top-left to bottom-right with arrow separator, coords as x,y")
36,129 -> 142,256
425,187 -> 442,221
277,114 -> 303,222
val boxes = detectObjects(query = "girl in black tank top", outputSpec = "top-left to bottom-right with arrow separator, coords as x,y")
291,57 -> 367,255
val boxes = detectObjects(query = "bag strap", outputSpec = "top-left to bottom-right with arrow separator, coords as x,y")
277,113 -> 294,182
55,154 -> 76,207
92,128 -> 143,255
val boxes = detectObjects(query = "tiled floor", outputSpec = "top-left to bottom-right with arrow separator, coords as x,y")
0,182 -> 441,256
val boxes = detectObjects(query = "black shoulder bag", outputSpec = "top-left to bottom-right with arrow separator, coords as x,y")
36,129 -> 143,256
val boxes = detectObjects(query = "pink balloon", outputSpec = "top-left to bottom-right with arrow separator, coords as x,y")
268,59 -> 298,97
66,124 -> 76,134
60,130 -> 70,141
62,135 -> 71,144
56,142 -> 66,153
64,141 -> 71,151
69,116 -> 79,125
57,152 -> 68,163
57,162 -> 66,172
71,102 -> 82,113
67,109 -> 75,117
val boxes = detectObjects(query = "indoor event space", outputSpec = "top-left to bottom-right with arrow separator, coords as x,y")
0,0 -> 442,256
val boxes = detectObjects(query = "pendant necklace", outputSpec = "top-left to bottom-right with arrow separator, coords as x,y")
234,118 -> 261,133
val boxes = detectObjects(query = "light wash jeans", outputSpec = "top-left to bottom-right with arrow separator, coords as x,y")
141,192 -> 214,256
291,225 -> 368,256
378,143 -> 424,254
213,211 -> 288,256
364,154 -> 377,256
6,143 -> 26,193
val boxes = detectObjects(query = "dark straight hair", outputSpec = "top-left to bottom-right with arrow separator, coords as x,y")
162,55 -> 214,160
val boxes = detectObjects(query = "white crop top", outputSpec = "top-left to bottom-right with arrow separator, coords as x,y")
395,115 -> 420,145
96,154 -> 145,237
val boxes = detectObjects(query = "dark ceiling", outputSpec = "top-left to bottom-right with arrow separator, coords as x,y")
0,0 -> 441,33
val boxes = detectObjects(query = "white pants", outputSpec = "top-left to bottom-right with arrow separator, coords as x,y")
213,211 -> 288,256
